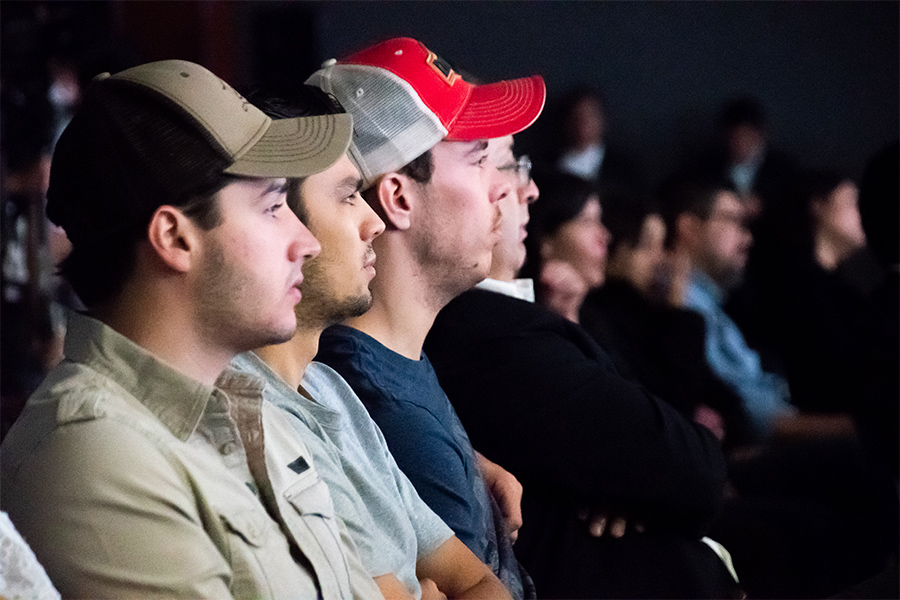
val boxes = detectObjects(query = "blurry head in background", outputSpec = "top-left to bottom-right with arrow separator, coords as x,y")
719,96 -> 767,167
560,87 -> 607,153
662,176 -> 751,291
526,172 -> 609,290
602,194 -> 667,295
803,169 -> 866,271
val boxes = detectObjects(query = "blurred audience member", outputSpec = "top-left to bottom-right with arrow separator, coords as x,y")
580,195 -> 752,446
661,176 -> 795,439
701,96 -> 804,358
523,172 -> 609,322
775,170 -> 882,415
552,87 -> 643,196
663,174 -> 894,598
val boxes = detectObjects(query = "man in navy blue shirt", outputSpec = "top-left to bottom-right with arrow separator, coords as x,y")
308,38 -> 545,597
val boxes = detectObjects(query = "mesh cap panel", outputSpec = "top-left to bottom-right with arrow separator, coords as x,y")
308,64 -> 447,187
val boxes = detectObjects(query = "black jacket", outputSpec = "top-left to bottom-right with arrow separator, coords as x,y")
425,288 -> 741,598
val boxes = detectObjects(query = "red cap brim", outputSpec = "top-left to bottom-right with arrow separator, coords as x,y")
445,75 -> 546,141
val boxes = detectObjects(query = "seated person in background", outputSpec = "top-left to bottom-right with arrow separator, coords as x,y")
309,37 -> 545,598
579,196 -> 752,446
775,169 -> 881,415
0,60 -> 381,598
234,88 -> 513,600
551,86 -> 643,196
697,96 -> 803,361
424,151 -> 742,598
660,177 -> 796,440
521,172 -> 609,322
663,175 -> 891,598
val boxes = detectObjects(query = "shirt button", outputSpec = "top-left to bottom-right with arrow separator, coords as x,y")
220,442 -> 238,455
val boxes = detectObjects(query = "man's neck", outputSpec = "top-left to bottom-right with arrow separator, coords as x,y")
254,327 -> 319,390
343,233 -> 449,360
97,285 -> 232,387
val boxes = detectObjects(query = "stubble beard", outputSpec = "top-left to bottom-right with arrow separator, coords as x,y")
196,238 -> 295,353
295,258 -> 373,331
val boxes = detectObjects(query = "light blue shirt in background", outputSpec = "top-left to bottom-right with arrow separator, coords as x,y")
684,271 -> 795,436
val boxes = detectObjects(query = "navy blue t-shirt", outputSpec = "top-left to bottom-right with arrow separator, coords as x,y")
316,324 -> 496,563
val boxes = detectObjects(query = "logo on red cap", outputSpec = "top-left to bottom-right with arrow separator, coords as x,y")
426,51 -> 460,87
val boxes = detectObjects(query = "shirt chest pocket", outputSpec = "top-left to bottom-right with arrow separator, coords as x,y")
282,475 -> 352,596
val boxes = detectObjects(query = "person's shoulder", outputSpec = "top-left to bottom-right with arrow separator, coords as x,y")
438,288 -> 548,330
4,360 -> 174,470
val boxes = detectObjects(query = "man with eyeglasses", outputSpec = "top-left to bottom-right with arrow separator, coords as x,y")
661,177 -> 795,439
424,150 -> 744,598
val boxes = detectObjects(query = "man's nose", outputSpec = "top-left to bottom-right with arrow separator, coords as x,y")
288,216 -> 321,262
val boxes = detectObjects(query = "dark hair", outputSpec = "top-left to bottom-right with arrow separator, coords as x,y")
522,172 -> 598,279
602,190 -> 659,256
250,84 -> 347,221
560,86 -> 608,122
57,175 -> 229,309
658,174 -> 734,247
859,140 -> 899,266
719,95 -> 767,131
51,79 -> 237,308
398,149 -> 434,185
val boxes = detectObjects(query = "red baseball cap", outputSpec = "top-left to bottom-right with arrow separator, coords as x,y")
307,37 -> 546,186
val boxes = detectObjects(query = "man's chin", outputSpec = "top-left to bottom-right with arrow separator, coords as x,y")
717,270 -> 745,292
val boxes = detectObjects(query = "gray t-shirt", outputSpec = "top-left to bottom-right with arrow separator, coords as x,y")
232,353 -> 453,598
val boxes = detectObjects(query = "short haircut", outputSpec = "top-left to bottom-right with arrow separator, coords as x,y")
658,174 -> 735,247
719,96 -> 767,131
560,86 -> 608,121
359,148 -> 434,209
397,149 -> 433,185
251,85 -> 347,221
601,190 -> 659,256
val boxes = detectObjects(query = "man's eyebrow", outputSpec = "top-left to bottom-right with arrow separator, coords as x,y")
337,176 -> 363,194
465,140 -> 489,155
264,180 -> 290,195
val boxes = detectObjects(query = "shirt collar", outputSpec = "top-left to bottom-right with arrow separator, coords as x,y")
65,312 -> 260,441
476,278 -> 535,302
689,270 -> 725,305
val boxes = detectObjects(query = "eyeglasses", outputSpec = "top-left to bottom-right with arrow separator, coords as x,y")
498,154 -> 532,187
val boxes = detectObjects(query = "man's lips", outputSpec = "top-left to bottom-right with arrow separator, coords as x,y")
290,276 -> 304,301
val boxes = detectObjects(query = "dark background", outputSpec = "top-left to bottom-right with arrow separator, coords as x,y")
15,0 -> 893,187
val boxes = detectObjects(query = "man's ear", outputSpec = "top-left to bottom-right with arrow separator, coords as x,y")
146,206 -> 199,273
374,173 -> 414,231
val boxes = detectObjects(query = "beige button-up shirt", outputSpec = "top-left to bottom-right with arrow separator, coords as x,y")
1,313 -> 381,599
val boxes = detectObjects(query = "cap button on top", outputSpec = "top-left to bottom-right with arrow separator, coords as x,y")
321,58 -> 337,68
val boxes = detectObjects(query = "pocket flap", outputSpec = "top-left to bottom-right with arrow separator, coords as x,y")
284,477 -> 335,518
219,507 -> 271,547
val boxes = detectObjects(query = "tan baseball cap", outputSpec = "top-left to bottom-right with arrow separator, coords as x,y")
47,60 -> 352,244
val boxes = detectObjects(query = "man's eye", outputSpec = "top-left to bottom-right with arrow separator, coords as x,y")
266,202 -> 284,215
